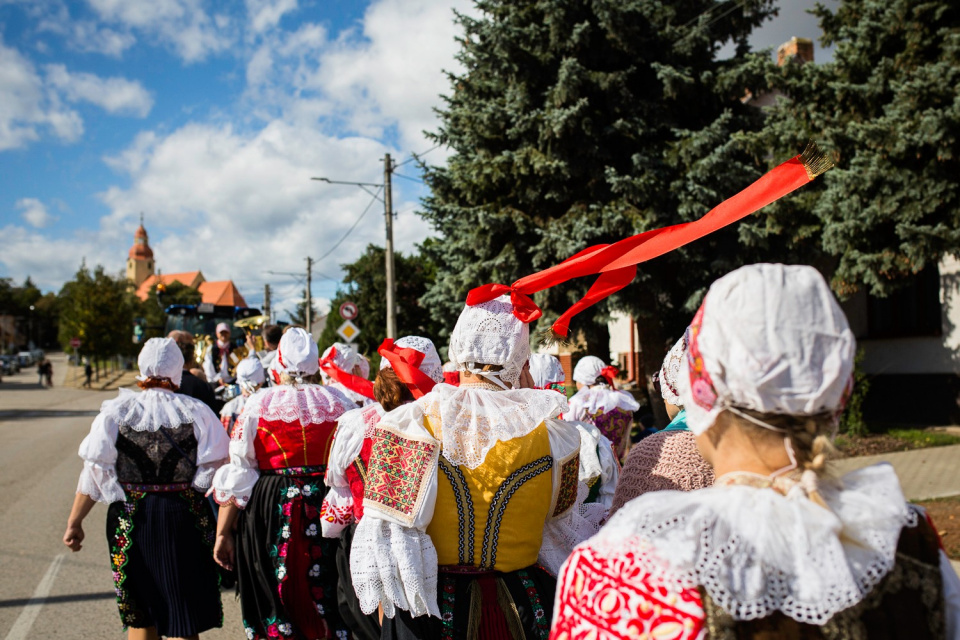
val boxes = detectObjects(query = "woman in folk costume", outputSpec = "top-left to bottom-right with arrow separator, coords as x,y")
566,356 -> 640,459
211,328 -> 357,640
551,264 -> 960,639
220,357 -> 266,436
529,353 -> 620,510
350,295 -> 603,640
63,337 -> 229,640
608,336 -> 714,517
320,342 -> 376,407
320,336 -> 445,640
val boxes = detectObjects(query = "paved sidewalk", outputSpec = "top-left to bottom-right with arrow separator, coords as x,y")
832,444 -> 960,501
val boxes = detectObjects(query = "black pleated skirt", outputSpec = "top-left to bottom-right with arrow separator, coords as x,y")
106,488 -> 223,636
236,472 -> 351,640
381,565 -> 556,640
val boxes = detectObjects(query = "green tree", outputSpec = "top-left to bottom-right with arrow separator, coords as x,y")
748,0 -> 960,296
318,243 -> 445,365
420,0 -> 781,421
287,287 -> 320,328
58,263 -> 137,369
0,277 -> 59,350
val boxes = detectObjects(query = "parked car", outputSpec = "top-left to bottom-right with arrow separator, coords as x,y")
17,351 -> 34,367
1,355 -> 20,374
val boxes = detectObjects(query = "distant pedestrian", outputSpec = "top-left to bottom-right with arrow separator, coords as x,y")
37,359 -> 44,386
43,360 -> 53,387
83,360 -> 92,388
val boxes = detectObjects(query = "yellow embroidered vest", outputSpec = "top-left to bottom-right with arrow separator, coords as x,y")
424,418 -> 553,572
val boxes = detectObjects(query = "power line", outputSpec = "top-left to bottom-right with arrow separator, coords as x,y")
392,172 -> 424,184
314,186 -> 384,263
394,143 -> 442,168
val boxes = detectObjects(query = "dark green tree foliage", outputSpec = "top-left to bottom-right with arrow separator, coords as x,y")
138,281 -> 203,341
288,287 -> 320,328
749,0 -> 960,296
420,0 -> 780,356
0,277 -> 59,350
318,243 -> 445,366
58,264 -> 137,360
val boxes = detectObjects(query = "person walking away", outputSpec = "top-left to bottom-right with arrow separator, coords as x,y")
211,328 -> 357,640
43,359 -> 53,387
169,331 -> 222,415
219,357 -> 265,436
566,356 -> 640,459
552,264 -> 960,639
63,337 -> 230,640
83,359 -> 93,388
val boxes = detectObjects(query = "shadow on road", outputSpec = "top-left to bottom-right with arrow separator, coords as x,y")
0,591 -> 115,608
0,410 -> 99,421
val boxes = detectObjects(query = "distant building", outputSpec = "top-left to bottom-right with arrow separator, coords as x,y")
125,222 -> 248,307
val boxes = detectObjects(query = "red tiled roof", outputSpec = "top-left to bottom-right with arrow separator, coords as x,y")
135,271 -> 204,301
198,280 -> 247,307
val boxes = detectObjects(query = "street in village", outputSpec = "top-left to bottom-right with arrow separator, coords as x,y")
1,353 -> 960,638
0,353 -> 242,639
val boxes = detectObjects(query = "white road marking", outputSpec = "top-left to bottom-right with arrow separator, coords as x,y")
4,553 -> 65,640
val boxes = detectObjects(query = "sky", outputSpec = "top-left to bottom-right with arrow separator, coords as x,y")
0,0 -> 837,322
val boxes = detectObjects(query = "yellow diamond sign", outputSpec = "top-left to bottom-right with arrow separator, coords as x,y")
337,320 -> 361,343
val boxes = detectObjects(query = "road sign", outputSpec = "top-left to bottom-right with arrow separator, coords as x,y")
337,320 -> 361,343
339,301 -> 358,320
70,338 -> 82,349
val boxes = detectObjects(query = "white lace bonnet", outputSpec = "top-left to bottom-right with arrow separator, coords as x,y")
573,355 -> 606,386
680,263 -> 855,436
659,336 -> 687,407
276,328 -> 320,380
529,353 -> 565,388
378,335 -> 444,383
448,294 -> 530,388
236,357 -> 265,387
320,342 -> 362,382
136,337 -> 184,387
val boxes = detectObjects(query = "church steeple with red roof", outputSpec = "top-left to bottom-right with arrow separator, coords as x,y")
126,214 -> 155,288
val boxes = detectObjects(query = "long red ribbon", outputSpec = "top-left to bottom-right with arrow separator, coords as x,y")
377,339 -> 438,399
318,346 -> 375,400
468,148 -> 829,336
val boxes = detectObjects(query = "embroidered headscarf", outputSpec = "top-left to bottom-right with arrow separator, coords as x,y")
276,328 -> 319,383
378,335 -> 444,398
447,294 -> 530,389
529,353 -> 566,391
659,337 -> 687,408
136,337 -> 184,387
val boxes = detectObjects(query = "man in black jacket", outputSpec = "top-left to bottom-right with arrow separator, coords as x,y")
168,330 -> 223,415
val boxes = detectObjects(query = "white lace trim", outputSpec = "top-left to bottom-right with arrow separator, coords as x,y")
77,460 -> 127,504
416,383 -> 567,469
592,463 -> 914,624
539,483 -> 606,575
350,516 -> 440,619
99,387 -> 207,431
568,386 -> 640,416
251,384 -> 356,424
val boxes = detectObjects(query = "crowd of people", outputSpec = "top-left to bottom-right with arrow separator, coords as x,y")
61,260 -> 960,640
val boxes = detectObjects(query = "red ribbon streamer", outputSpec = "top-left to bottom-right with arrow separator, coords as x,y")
467,151 -> 825,336
318,346 -> 375,400
377,339 -> 438,399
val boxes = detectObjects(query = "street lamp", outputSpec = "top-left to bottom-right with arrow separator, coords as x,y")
28,305 -> 35,349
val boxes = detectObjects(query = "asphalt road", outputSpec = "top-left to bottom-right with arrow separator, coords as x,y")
0,353 -> 243,639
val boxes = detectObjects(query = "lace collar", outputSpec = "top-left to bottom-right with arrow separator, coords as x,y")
252,383 -> 357,425
592,463 -> 914,624
569,385 -> 640,415
417,382 -> 568,469
100,387 -> 210,431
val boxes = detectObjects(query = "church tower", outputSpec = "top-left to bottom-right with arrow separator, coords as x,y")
126,215 -> 155,288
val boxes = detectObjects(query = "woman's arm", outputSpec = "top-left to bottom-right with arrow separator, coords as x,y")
63,493 -> 97,552
213,502 -> 241,570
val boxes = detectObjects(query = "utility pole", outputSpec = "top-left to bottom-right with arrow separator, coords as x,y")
384,154 -> 397,339
305,257 -> 313,331
263,284 -> 271,322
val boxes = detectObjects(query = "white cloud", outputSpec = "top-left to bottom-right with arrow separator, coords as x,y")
86,0 -> 235,63
0,40 -> 83,150
0,225 -> 105,292
16,198 -> 56,228
247,0 -> 299,34
45,64 -> 153,117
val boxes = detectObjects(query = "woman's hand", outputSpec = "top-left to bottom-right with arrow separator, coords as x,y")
63,522 -> 85,552
213,532 -> 235,571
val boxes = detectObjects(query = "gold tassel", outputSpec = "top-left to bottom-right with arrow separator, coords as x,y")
496,577 -> 525,640
800,140 -> 835,180
535,325 -> 572,348
466,580 -> 482,640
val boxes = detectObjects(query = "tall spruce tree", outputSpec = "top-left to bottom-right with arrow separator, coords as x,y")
420,0 -> 781,418
748,0 -> 960,296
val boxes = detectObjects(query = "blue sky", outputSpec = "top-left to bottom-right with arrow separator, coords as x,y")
0,0 -> 836,320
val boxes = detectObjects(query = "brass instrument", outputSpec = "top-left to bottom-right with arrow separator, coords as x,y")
235,315 -> 269,355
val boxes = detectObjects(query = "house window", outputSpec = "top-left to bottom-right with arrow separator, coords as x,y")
866,266 -> 942,338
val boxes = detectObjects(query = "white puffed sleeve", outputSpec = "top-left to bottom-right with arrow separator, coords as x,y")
539,417 -> 606,575
189,399 -> 230,490
211,399 -> 261,508
351,401 -> 441,618
77,413 -> 127,504
324,408 -> 368,488
565,389 -> 589,422
573,421 -> 619,510
320,484 -> 355,538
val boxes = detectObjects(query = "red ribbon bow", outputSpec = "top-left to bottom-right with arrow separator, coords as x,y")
465,143 -> 832,338
318,346 -> 375,400
377,339 -> 438,399
599,365 -> 619,389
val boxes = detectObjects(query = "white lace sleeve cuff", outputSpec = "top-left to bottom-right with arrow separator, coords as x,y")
539,483 -> 606,575
211,463 -> 259,508
350,515 -> 440,619
320,485 -> 355,538
77,460 -> 127,504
